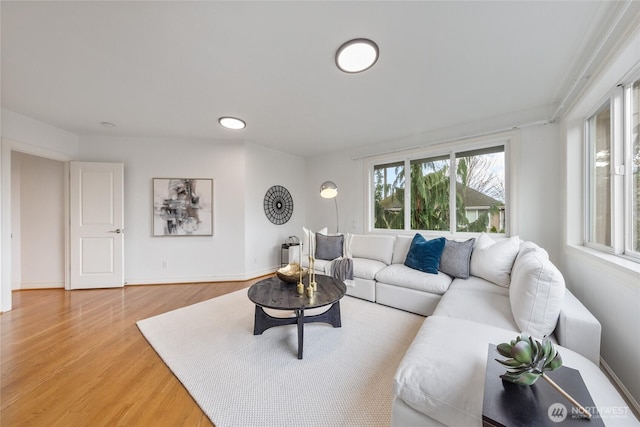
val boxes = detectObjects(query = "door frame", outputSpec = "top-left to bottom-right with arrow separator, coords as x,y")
1,137 -> 72,312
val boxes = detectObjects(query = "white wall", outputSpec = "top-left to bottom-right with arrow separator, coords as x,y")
0,108 -> 308,309
244,142 -> 307,276
78,135 -> 247,283
305,151 -> 363,236
12,152 -> 65,289
11,153 -> 21,289
78,136 -> 307,284
1,108 -> 79,157
516,124 -> 564,260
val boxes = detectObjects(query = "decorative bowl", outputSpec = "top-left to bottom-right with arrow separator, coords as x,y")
276,263 -> 308,283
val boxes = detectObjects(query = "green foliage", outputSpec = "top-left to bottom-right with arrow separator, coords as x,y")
496,334 -> 563,385
410,162 -> 451,230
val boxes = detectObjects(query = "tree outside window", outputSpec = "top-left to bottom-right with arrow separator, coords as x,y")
374,162 -> 404,230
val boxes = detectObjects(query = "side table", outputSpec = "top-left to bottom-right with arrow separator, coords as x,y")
482,344 -> 603,426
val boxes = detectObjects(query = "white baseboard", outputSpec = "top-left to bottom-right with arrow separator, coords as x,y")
18,281 -> 65,289
124,267 -> 277,286
600,357 -> 640,418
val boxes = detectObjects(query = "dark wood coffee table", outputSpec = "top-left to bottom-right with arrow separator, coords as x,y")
247,274 -> 347,359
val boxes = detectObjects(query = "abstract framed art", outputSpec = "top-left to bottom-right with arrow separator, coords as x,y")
153,178 -> 213,236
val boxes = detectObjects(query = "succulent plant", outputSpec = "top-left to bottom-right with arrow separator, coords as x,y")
495,334 -> 591,419
495,334 -> 562,386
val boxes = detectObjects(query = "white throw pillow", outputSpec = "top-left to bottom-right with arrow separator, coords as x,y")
301,227 -> 327,256
469,233 -> 520,287
350,234 -> 396,265
510,248 -> 566,338
343,233 -> 354,258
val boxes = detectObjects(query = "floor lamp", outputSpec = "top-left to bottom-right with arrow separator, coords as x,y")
320,181 -> 339,233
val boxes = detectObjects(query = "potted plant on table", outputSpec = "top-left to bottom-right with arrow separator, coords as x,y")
495,334 -> 592,420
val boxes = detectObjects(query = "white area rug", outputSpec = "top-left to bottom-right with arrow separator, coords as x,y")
137,288 -> 424,427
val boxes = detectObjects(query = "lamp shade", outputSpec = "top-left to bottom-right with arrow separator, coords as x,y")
320,181 -> 338,198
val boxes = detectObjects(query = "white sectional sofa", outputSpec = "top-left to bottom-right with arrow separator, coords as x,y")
292,231 -> 638,426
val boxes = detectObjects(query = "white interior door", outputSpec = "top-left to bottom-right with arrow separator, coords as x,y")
70,162 -> 124,289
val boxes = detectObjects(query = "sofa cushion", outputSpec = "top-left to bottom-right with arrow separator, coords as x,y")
404,234 -> 446,274
394,316 -> 521,427
376,264 -> 453,295
301,257 -> 331,273
391,235 -> 414,264
439,238 -> 475,279
351,258 -> 388,281
343,233 -> 354,258
469,233 -> 520,287
301,226 -> 328,256
432,285 -> 517,331
447,276 -> 510,296
315,233 -> 344,260
517,240 -> 549,260
350,234 -> 395,265
510,248 -> 566,338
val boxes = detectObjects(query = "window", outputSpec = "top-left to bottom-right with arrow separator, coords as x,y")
373,161 -> 404,230
585,77 -> 640,260
410,155 -> 450,231
587,103 -> 612,248
370,136 -> 510,235
455,147 -> 505,233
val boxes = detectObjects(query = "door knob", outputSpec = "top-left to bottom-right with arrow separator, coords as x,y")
109,229 -> 123,234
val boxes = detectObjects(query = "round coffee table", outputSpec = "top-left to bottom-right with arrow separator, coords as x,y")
247,274 -> 347,359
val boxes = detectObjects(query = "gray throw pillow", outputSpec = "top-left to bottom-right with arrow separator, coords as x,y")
439,238 -> 476,279
315,234 -> 344,260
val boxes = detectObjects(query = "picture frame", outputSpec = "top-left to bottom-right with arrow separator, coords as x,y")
153,178 -> 213,236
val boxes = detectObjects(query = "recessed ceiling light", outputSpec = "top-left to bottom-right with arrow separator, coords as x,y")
218,116 -> 246,130
335,38 -> 379,73
100,121 -> 116,128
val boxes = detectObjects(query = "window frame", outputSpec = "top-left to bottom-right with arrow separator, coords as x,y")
364,131 -> 517,237
584,75 -> 640,262
624,77 -> 640,261
584,95 -> 616,254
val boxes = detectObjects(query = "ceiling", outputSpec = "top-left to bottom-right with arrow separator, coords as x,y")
0,1 -> 631,157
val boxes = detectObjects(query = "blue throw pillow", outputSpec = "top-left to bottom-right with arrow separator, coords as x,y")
404,234 -> 446,274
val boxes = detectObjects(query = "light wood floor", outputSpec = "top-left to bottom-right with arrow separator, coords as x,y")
0,279 -> 264,426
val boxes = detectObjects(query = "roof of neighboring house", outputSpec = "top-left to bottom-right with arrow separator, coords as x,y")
378,194 -> 403,211
378,183 -> 503,211
457,182 -> 503,208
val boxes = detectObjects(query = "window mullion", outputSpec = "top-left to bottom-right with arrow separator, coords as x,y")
612,86 -> 625,254
584,119 -> 593,247
623,81 -> 640,259
449,152 -> 456,234
404,159 -> 411,231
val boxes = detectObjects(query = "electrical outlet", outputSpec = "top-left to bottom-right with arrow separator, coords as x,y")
162,261 -> 168,269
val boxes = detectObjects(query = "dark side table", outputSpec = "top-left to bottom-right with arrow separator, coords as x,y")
247,274 -> 346,359
482,344 -> 603,426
